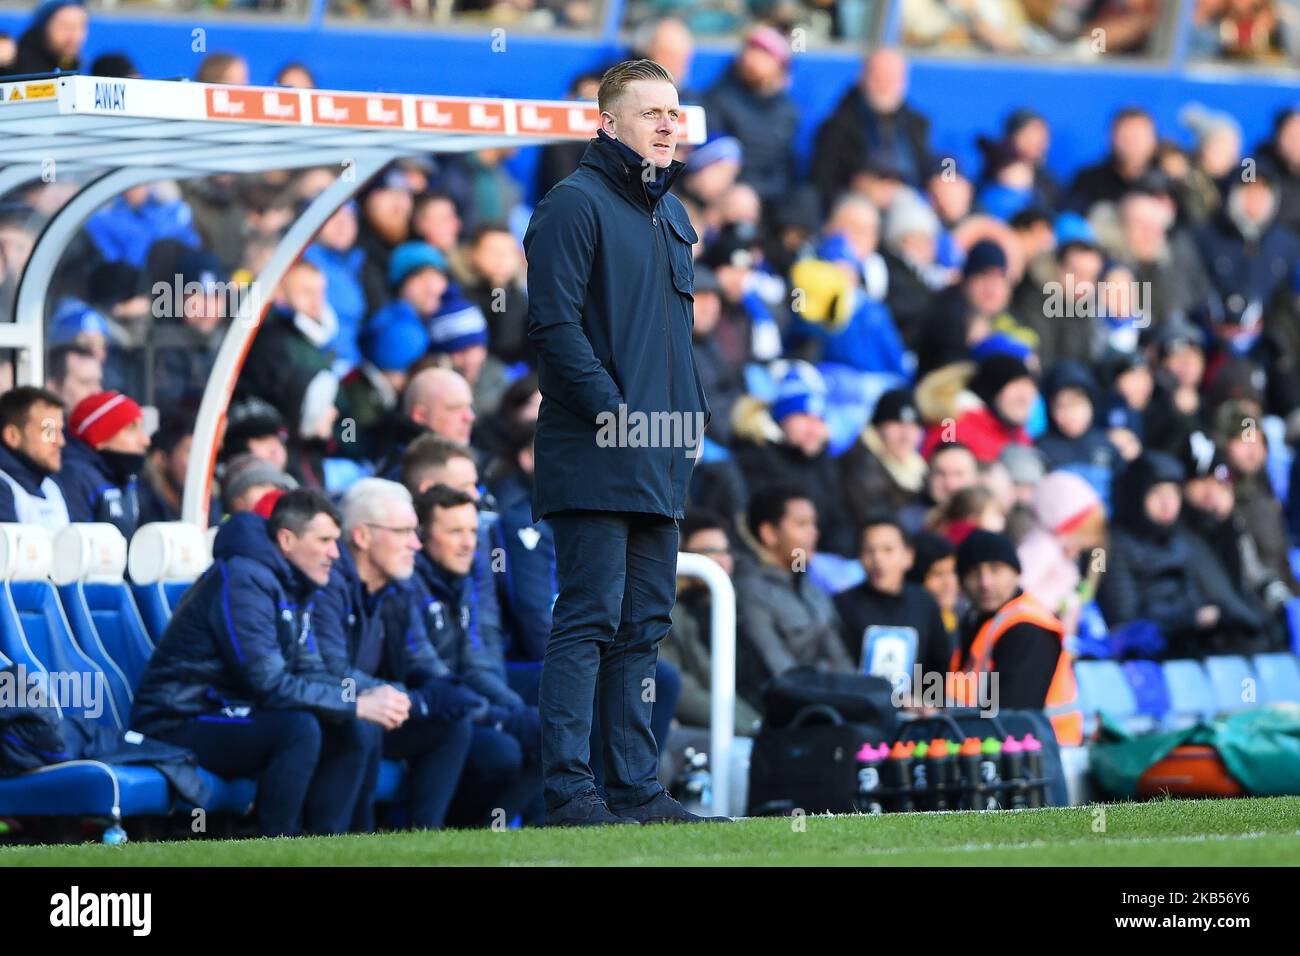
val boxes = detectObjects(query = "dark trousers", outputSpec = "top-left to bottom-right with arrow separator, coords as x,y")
306,718 -> 383,835
446,725 -> 530,827
355,714 -> 474,831
589,657 -> 680,791
160,709 -> 323,837
539,510 -> 679,810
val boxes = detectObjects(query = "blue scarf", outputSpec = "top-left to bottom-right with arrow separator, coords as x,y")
598,129 -> 671,203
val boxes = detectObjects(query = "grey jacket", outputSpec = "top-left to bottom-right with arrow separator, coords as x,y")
733,560 -> 852,711
664,594 -> 762,736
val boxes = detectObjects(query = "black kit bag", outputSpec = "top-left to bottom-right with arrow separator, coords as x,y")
760,666 -> 898,731
746,668 -> 899,817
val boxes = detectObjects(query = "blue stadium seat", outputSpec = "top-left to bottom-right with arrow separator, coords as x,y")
1251,653 -> 1300,706
1203,655 -> 1256,713
56,582 -> 143,724
0,546 -> 174,822
1122,660 -> 1170,723
130,581 -> 192,646
1072,659 -> 1152,734
0,761 -> 174,818
1161,660 -> 1216,727
191,771 -> 257,815
2,579 -> 125,730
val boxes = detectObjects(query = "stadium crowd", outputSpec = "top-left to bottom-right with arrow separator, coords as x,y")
2,0 -> 1300,831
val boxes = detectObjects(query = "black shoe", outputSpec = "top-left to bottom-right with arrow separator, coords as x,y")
545,788 -> 640,827
613,790 -> 733,825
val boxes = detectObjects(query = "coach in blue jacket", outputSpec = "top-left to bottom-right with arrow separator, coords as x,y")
524,59 -> 718,826
131,491 -> 410,837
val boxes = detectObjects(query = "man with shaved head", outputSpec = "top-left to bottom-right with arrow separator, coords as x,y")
811,48 -> 933,207
635,16 -> 695,98
375,365 -> 477,479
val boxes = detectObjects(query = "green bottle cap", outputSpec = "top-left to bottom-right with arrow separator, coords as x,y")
946,740 -> 961,756
913,741 -> 929,758
981,737 -> 1002,755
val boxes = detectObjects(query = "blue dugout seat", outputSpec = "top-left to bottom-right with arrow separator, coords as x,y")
1253,653 -> 1300,706
1203,655 -> 1256,714
1161,659 -> 1216,728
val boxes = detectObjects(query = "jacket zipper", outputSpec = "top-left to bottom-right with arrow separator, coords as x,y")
646,181 -> 675,494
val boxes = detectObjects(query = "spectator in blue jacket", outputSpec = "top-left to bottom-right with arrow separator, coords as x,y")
411,483 -> 544,825
84,184 -> 200,270
488,421 -> 556,667
303,201 -> 367,375
58,390 -> 149,539
130,491 -> 410,836
370,241 -> 448,341
0,386 -> 69,532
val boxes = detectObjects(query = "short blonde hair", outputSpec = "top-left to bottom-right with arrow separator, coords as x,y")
597,58 -> 676,115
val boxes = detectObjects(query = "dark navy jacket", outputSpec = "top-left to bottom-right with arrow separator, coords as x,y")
491,468 -> 556,663
312,543 -> 460,721
524,132 -> 710,521
411,548 -> 522,709
130,513 -> 355,736
55,435 -> 140,540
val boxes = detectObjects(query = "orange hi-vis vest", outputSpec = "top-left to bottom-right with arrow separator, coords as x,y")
946,592 -> 1083,746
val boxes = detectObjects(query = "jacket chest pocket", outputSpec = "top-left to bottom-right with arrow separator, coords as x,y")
663,216 -> 698,299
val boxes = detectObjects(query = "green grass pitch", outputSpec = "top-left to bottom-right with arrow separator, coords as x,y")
2,796 -> 1298,866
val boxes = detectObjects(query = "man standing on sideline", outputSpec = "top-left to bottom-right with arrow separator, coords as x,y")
524,59 -> 717,826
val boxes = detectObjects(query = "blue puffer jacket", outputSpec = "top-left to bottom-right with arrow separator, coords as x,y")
130,513 -> 356,736
83,193 -> 200,269
490,469 -> 556,663
312,543 -> 484,722
411,548 -> 522,709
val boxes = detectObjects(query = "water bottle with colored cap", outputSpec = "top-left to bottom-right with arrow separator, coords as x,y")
1021,734 -> 1045,808
958,737 -> 983,810
885,740 -> 916,812
912,740 -> 930,809
855,742 -> 886,814
928,737 -> 953,811
980,737 -> 1003,810
1001,735 -> 1027,809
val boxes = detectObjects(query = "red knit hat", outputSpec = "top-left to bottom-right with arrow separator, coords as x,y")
69,391 -> 143,449
252,488 -> 286,520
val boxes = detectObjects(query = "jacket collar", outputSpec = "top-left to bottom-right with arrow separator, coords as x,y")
0,441 -> 51,493
579,131 -> 686,212
414,549 -> 467,605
